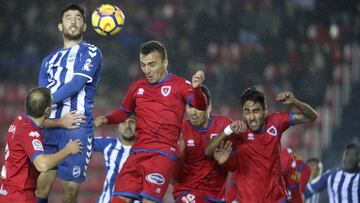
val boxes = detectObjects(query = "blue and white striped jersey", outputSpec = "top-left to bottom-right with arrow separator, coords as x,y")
304,168 -> 360,203
38,42 -> 102,127
93,137 -> 131,203
305,176 -> 321,203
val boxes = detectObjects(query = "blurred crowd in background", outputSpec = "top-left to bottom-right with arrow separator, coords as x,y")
0,0 -> 359,202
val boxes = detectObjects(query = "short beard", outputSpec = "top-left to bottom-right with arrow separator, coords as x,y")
63,32 -> 82,41
122,134 -> 135,142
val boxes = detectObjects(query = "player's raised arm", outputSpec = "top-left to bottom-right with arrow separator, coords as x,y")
183,70 -> 208,111
276,91 -> 318,125
205,120 -> 246,157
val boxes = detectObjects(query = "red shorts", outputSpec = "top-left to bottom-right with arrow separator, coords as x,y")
113,152 -> 176,202
174,190 -> 225,203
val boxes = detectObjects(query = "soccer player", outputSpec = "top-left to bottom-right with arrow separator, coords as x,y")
305,158 -> 323,203
304,143 -> 360,202
280,148 -> 303,203
207,87 -> 318,203
0,87 -> 83,203
93,116 -> 136,203
172,85 -> 241,203
95,40 -> 207,203
36,4 -> 103,203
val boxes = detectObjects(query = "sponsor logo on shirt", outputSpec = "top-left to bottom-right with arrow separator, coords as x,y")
73,166 -> 81,178
161,86 -> 171,96
137,88 -> 144,95
82,58 -> 93,71
187,139 -> 195,147
32,139 -> 44,151
145,173 -> 165,185
267,125 -> 278,136
29,131 -> 40,138
247,133 -> 254,140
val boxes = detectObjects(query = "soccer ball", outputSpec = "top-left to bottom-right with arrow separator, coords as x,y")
91,4 -> 125,36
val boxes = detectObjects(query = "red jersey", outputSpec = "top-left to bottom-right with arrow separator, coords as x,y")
280,148 -> 303,203
173,115 -> 232,201
121,73 -> 199,157
229,112 -> 292,203
295,156 -> 311,192
0,113 -> 45,203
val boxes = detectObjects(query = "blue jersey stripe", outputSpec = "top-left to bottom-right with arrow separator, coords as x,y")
337,172 -> 345,203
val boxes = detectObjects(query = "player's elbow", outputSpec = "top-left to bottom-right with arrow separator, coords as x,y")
309,112 -> 318,122
33,155 -> 52,172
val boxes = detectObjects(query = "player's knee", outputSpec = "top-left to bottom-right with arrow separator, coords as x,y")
111,196 -> 132,203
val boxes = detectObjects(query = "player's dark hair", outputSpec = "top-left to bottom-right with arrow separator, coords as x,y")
60,4 -> 86,23
344,143 -> 360,154
140,40 -> 167,61
306,158 -> 321,164
240,87 -> 265,110
200,85 -> 211,106
25,87 -> 52,118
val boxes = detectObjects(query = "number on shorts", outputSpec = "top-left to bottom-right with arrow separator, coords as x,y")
181,193 -> 196,203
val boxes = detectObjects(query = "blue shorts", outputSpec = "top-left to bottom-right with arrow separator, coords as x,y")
42,127 -> 93,183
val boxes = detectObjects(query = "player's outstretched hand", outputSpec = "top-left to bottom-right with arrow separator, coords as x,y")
230,120 -> 247,134
214,140 -> 232,165
65,139 -> 83,155
276,91 -> 296,104
95,116 -> 108,128
60,111 -> 85,129
192,70 -> 205,88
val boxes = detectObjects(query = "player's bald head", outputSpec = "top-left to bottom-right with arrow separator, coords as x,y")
25,87 -> 52,118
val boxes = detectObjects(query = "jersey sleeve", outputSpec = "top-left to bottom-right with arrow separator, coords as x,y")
21,128 -> 45,162
73,45 -> 102,83
304,169 -> 332,199
272,112 -> 293,134
38,57 -> 49,87
120,83 -> 137,113
93,137 -> 116,152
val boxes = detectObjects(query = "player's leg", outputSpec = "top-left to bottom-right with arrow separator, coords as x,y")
35,169 -> 57,202
141,153 -> 176,203
112,153 -> 143,202
61,180 -> 80,203
57,127 -> 93,203
111,196 -> 133,203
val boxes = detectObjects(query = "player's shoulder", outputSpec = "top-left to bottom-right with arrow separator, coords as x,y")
171,74 -> 192,85
17,114 -> 42,136
212,115 -> 232,123
267,112 -> 290,121
80,42 -> 102,54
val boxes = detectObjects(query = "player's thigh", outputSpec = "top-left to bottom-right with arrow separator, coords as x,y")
113,153 -> 142,199
35,169 -> 57,197
57,127 -> 94,183
61,180 -> 80,196
141,153 -> 176,202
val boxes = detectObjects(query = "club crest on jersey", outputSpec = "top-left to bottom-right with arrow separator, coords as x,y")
267,125 -> 278,136
161,86 -> 171,96
145,173 -> 165,185
73,166 -> 81,178
210,133 -> 218,139
32,139 -> 44,151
